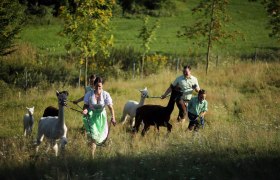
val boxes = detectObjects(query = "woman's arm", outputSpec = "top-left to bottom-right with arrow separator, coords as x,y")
82,104 -> 89,115
108,104 -> 116,126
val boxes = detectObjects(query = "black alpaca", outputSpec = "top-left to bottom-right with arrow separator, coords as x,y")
133,85 -> 182,136
42,90 -> 69,117
43,106 -> 59,117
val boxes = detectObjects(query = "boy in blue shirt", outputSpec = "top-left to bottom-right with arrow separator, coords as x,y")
187,89 -> 208,131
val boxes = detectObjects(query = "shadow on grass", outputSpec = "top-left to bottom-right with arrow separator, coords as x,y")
0,143 -> 279,180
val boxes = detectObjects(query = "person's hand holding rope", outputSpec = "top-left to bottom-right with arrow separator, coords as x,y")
82,108 -> 88,115
111,117 -> 116,126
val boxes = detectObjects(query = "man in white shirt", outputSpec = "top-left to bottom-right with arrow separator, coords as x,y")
161,65 -> 200,123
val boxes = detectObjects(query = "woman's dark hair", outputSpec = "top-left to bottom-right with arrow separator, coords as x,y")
93,76 -> 103,86
198,89 -> 206,95
183,65 -> 191,70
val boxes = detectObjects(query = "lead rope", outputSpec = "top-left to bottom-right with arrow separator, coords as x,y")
147,94 -> 171,98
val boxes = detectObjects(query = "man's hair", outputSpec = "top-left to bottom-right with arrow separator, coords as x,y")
199,89 -> 206,95
183,65 -> 191,70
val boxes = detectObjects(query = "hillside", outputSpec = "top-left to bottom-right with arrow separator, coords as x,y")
19,0 -> 279,57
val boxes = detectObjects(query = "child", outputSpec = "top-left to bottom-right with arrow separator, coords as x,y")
187,89 -> 208,131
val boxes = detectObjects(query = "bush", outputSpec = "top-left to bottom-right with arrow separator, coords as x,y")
144,53 -> 168,75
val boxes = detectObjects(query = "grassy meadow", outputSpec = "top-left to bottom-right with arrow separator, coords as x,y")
1,60 -> 280,179
1,0 -> 280,179
18,0 -> 279,57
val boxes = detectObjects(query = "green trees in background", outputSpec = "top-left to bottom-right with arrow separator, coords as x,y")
0,0 -> 25,56
118,0 -> 175,16
262,0 -> 280,42
178,0 -> 240,74
61,0 -> 115,86
138,16 -> 160,78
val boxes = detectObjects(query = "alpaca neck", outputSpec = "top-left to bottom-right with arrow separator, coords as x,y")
165,91 -> 177,114
28,112 -> 33,122
58,104 -> 65,127
138,96 -> 146,106
165,98 -> 176,114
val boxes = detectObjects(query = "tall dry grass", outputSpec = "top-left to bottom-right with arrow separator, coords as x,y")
0,61 -> 279,179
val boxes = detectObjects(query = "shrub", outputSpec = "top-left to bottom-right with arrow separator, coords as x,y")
144,53 -> 167,75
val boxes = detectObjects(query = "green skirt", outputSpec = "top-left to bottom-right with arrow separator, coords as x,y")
82,109 -> 108,144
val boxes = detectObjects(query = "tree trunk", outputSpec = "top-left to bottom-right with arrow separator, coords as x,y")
85,56 -> 88,87
141,53 -> 145,79
206,0 -> 216,75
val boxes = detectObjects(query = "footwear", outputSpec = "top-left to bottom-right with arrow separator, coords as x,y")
177,117 -> 185,123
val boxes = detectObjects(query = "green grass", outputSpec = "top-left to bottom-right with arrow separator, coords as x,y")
19,21 -> 68,56
0,61 -> 279,179
2,1 -> 280,178
18,0 -> 279,57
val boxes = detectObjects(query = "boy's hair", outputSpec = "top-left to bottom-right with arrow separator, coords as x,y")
183,65 -> 191,70
198,89 -> 206,95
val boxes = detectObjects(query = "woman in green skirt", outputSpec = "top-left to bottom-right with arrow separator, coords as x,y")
82,77 -> 116,158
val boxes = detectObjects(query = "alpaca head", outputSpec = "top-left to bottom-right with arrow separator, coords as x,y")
56,90 -> 69,106
139,87 -> 149,98
26,106 -> 34,115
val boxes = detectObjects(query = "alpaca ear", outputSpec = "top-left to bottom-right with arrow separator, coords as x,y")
144,87 -> 147,91
56,90 -> 59,96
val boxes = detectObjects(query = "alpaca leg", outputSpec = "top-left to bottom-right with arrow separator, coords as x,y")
131,117 -> 135,128
60,137 -> 68,149
167,123 -> 172,132
23,128 -> 27,137
60,136 -> 67,157
121,114 -> 127,125
91,142 -> 97,159
141,124 -> 150,136
27,127 -> 31,136
35,134 -> 44,153
52,142 -> 58,157
133,116 -> 141,133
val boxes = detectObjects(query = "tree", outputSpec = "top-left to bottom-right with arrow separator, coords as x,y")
0,0 -> 25,56
262,0 -> 280,41
60,0 -> 115,86
178,0 -> 239,74
138,16 -> 160,78
118,0 -> 135,15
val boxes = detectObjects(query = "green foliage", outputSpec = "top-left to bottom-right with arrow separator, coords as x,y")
263,0 -> 280,42
118,0 -> 176,16
25,5 -> 55,25
178,0 -> 242,74
178,0 -> 240,45
0,0 -> 25,56
0,54 -> 78,89
138,16 -> 160,77
60,0 -> 115,85
144,53 -> 168,74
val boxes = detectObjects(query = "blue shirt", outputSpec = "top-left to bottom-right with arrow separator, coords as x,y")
188,96 -> 208,116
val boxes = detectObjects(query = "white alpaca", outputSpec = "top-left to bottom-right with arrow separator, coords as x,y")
23,106 -> 34,136
35,91 -> 68,156
121,87 -> 148,127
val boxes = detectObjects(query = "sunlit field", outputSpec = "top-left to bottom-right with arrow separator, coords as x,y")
0,60 -> 279,179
